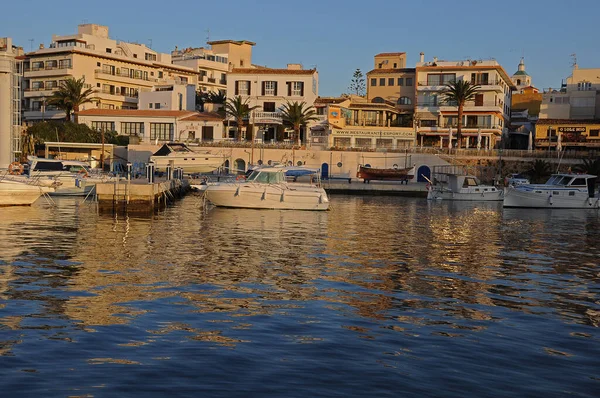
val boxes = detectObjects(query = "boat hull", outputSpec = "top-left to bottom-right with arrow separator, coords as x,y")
357,166 -> 414,182
150,156 -> 224,174
0,181 -> 43,206
503,186 -> 600,209
427,188 -> 503,201
205,183 -> 330,211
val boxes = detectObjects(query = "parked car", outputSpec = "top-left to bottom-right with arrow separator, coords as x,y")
505,173 -> 530,186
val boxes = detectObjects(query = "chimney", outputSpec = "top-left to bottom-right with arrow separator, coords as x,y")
39,43 -> 44,50
419,52 -> 424,63
433,56 -> 438,63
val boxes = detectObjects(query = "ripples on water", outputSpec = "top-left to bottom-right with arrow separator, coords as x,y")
0,195 -> 599,397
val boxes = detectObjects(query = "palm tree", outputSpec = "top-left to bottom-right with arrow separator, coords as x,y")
280,101 -> 319,145
224,96 -> 258,141
572,157 -> 600,176
47,77 -> 95,122
206,91 -> 226,105
527,159 -> 552,183
441,80 -> 480,148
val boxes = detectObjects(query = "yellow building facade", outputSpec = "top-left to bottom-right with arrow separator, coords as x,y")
535,119 -> 600,149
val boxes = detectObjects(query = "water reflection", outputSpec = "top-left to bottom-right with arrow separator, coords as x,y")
0,196 -> 598,396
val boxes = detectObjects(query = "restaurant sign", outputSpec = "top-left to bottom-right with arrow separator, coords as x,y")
558,127 -> 586,133
333,129 -> 414,138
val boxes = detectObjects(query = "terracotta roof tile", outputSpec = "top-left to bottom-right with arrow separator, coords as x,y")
180,112 -> 224,121
78,109 -> 196,118
366,68 -> 415,75
231,67 -> 317,75
375,52 -> 406,57
536,119 -> 600,125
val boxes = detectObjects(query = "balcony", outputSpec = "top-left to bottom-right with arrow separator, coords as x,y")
94,88 -> 139,103
417,80 -> 505,93
94,69 -> 157,86
23,87 -> 58,98
24,66 -> 72,78
252,111 -> 283,124
207,77 -> 216,84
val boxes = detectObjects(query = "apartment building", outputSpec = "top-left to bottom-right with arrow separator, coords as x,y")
22,24 -> 199,124
539,65 -> 600,120
138,82 -> 196,112
366,52 -> 415,118
171,40 -> 255,95
314,96 -> 415,150
226,64 -> 318,143
78,109 -> 224,144
0,37 -> 23,166
415,55 -> 515,149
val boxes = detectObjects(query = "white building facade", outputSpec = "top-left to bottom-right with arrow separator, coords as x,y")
78,109 -> 224,144
415,58 -> 515,149
226,65 -> 319,144
138,82 -> 196,111
0,37 -> 22,167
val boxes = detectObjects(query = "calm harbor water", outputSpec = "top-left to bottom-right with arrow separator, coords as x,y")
0,195 -> 599,397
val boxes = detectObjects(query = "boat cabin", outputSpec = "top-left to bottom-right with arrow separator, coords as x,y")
246,169 -> 286,184
28,157 -> 92,175
447,174 -> 498,193
542,173 -> 597,197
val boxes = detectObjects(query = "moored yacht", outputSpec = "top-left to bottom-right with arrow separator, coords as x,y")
427,174 -> 503,201
503,173 -> 599,209
149,143 -> 225,174
0,178 -> 45,206
204,167 -> 330,211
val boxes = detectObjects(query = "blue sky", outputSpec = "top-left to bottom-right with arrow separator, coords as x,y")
2,0 -> 599,96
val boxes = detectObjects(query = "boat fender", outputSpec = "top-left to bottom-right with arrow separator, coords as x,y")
8,161 -> 24,175
234,186 -> 240,197
261,189 -> 266,200
280,192 -> 285,202
548,194 -> 553,205
236,175 -> 245,181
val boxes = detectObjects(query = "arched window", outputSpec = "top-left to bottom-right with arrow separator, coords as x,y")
372,97 -> 385,103
516,79 -> 521,86
397,96 -> 412,105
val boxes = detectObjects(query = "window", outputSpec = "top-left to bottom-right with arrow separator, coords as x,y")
372,97 -> 385,103
106,48 -> 112,53
58,59 -> 72,69
97,62 -> 101,67
145,53 -> 157,61
149,103 -> 153,109
397,96 -> 412,105
263,102 -> 276,112
121,122 -> 144,137
398,78 -> 404,86
427,74 -> 455,85
291,81 -> 303,96
393,63 -> 397,68
571,178 -> 587,186
406,77 -> 413,86
91,121 -> 115,131
471,72 -> 489,85
237,81 -> 250,95
371,78 -> 377,86
379,78 -> 385,86
388,78 -> 394,86
590,129 -> 599,137
154,103 -> 161,109
150,123 -> 174,141
158,71 -> 163,78
263,81 -> 276,96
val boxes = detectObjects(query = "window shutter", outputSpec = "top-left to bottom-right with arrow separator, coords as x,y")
262,81 -> 265,96
235,81 -> 239,96
274,82 -> 278,96
287,82 -> 291,96
247,80 -> 251,95
300,82 -> 304,97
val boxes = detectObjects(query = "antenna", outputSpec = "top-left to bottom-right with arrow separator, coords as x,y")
28,39 -> 34,51
148,39 -> 152,48
205,29 -> 210,44
570,53 -> 577,68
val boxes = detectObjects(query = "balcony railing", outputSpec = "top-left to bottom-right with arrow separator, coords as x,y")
95,69 -> 158,82
29,65 -> 72,71
207,77 -> 216,83
219,79 -> 227,85
418,80 -> 504,87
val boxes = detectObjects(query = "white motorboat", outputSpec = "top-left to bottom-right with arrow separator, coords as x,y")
0,178 -> 45,206
24,157 -> 98,197
149,143 -> 225,174
204,167 -> 330,211
427,174 -> 503,201
503,173 -> 599,209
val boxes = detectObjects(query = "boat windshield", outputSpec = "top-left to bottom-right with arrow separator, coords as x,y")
246,171 -> 284,184
546,175 -> 570,186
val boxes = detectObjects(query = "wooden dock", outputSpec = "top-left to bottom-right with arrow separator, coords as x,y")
95,178 -> 190,213
323,179 -> 428,197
